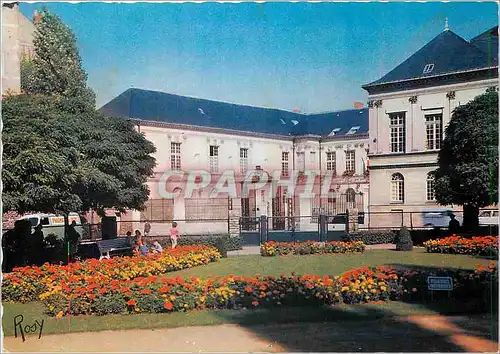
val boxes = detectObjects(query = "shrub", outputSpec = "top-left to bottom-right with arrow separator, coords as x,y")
225,235 -> 243,251
396,227 -> 413,251
346,230 -> 396,245
214,237 -> 228,258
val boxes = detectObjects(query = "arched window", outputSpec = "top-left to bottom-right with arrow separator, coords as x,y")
426,173 -> 435,201
391,173 -> 404,203
346,188 -> 356,204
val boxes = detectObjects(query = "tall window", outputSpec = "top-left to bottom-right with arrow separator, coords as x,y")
240,148 -> 248,174
209,145 -> 219,173
346,150 -> 356,173
426,173 -> 435,201
391,173 -> 404,203
310,151 -> 316,164
170,142 -> 181,170
326,152 -> 336,173
389,112 -> 406,153
425,114 -> 443,150
282,152 -> 289,177
297,152 -> 305,172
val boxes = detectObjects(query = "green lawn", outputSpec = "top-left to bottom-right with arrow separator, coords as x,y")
3,249 -> 496,337
168,248 -> 494,278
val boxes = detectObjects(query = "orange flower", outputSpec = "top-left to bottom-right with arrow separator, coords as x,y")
164,301 -> 174,310
141,288 -> 152,295
158,286 -> 170,294
55,311 -> 64,318
127,299 -> 136,306
244,286 -> 254,293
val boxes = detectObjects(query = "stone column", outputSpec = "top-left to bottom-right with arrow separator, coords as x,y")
228,198 -> 242,237
348,208 -> 359,233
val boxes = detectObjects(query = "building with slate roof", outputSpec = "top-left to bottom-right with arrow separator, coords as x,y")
100,88 -> 370,236
362,24 -> 498,227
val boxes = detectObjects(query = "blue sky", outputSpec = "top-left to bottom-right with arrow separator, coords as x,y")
20,2 -> 498,112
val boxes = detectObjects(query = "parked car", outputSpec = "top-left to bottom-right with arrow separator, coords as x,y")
478,209 -> 499,226
422,209 -> 462,228
17,212 -> 83,239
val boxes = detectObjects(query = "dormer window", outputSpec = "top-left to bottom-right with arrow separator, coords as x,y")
423,63 -> 434,74
328,128 -> 341,137
346,126 -> 361,135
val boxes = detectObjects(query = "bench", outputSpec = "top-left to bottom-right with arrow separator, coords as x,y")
96,238 -> 134,260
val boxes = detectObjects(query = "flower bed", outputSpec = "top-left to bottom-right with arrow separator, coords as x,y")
36,262 -> 497,317
2,245 -> 221,303
424,236 -> 498,256
260,241 -> 365,256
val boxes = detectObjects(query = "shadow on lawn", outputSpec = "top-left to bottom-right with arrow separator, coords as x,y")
212,263 -> 499,352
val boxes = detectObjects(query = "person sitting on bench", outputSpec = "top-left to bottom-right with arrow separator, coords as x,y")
135,230 -> 148,256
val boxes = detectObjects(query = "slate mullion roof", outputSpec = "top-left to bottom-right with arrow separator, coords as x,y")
363,27 -> 498,93
99,88 -> 369,138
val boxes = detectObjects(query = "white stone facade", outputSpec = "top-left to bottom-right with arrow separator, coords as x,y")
367,79 -> 498,227
119,122 -> 369,236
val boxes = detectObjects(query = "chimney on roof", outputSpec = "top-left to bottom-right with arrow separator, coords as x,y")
293,108 -> 301,113
444,17 -> 449,32
33,10 -> 42,24
353,102 -> 364,109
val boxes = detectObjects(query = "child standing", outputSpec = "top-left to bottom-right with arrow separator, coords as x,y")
170,222 -> 179,249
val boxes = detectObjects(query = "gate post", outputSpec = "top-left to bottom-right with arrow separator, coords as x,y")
228,201 -> 241,237
345,209 -> 350,234
319,214 -> 327,241
259,215 -> 268,244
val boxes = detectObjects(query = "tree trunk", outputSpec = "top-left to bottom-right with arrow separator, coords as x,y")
64,213 -> 70,264
462,204 -> 479,233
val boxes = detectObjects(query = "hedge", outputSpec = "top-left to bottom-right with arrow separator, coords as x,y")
260,241 -> 365,256
344,230 -> 396,245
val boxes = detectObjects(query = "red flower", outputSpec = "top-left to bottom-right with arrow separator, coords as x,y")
164,301 -> 174,310
141,288 -> 152,295
251,301 -> 259,307
127,299 -> 136,306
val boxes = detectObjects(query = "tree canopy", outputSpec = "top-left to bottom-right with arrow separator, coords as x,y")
433,88 -> 498,230
21,9 -> 95,111
3,9 -> 156,218
2,93 -> 156,216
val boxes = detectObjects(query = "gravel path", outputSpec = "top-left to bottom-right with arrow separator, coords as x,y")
3,315 -> 497,352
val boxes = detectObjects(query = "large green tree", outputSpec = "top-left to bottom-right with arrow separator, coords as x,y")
21,9 -> 95,111
4,9 -> 156,219
433,88 -> 498,231
2,94 -> 156,217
